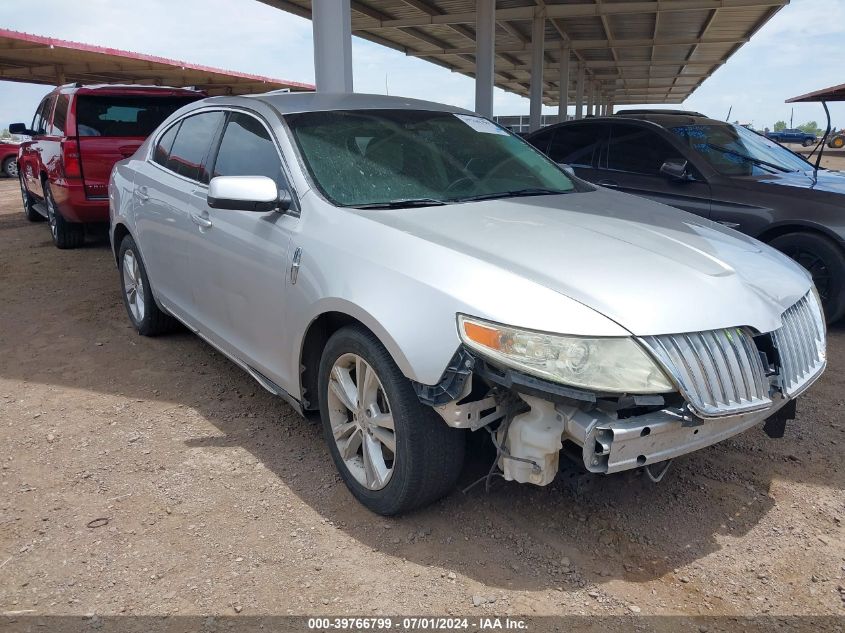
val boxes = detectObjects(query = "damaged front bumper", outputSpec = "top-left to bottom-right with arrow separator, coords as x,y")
501,392 -> 794,486
418,348 -> 808,487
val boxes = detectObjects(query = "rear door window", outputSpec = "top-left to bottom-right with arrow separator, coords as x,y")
153,123 -> 181,168
547,123 -> 606,167
50,94 -> 70,135
75,95 -> 198,137
165,111 -> 225,183
211,112 -> 286,187
604,123 -> 684,175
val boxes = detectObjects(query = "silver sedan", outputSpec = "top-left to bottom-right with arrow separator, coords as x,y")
109,93 -> 826,515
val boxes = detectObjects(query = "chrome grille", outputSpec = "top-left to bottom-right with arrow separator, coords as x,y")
771,292 -> 826,397
641,328 -> 772,418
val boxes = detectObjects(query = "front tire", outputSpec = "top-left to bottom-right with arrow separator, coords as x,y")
802,138 -> 814,147
3,157 -> 18,178
44,182 -> 84,249
118,235 -> 178,336
769,232 -> 845,323
318,325 -> 465,515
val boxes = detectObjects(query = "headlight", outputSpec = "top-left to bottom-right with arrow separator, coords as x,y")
458,315 -> 674,394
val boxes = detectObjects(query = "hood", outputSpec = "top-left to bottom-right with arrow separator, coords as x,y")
359,188 -> 812,337
741,168 -> 845,196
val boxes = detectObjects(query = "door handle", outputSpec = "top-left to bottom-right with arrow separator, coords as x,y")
596,180 -> 619,188
136,186 -> 149,203
190,212 -> 212,229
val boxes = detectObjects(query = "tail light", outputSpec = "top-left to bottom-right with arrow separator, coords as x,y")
61,140 -> 81,179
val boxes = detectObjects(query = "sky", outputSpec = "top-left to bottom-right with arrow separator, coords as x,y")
1,0 -> 843,132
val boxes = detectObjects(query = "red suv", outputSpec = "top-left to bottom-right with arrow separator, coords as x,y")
11,84 -> 204,248
1,140 -> 20,178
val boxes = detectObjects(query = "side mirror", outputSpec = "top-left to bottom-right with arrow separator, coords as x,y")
659,158 -> 693,182
557,163 -> 576,177
9,122 -> 34,136
207,176 -> 291,213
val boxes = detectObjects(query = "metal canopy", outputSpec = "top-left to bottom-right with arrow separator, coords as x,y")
0,28 -> 313,95
260,0 -> 786,106
787,83 -> 845,103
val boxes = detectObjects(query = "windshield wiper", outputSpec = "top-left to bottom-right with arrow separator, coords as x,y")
453,188 -> 569,203
705,143 -> 795,173
352,198 -> 446,209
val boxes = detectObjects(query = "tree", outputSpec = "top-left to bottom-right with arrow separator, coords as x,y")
797,121 -> 821,136
773,120 -> 787,131
0,128 -> 9,139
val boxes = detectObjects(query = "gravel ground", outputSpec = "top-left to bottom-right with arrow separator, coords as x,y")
0,176 -> 843,623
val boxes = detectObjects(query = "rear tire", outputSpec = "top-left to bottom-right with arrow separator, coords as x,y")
769,232 -> 845,323
20,176 -> 44,223
118,235 -> 179,336
318,325 -> 465,515
3,157 -> 17,178
44,182 -> 84,249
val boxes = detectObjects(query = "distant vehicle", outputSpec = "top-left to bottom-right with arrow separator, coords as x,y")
110,93 -> 824,515
0,140 -> 19,178
766,128 -> 817,146
828,130 -> 845,149
525,111 -> 845,322
10,84 -> 204,248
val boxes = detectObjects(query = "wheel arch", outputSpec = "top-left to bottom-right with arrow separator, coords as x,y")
298,306 -> 415,413
112,221 -> 132,264
757,221 -> 845,250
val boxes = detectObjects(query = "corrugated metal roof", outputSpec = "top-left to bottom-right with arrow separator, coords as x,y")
0,28 -> 313,95
260,0 -> 787,105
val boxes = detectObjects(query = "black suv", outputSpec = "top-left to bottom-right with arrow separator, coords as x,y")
526,111 -> 845,322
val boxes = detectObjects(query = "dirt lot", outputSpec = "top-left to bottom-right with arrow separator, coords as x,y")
788,146 -> 845,171
0,176 -> 843,623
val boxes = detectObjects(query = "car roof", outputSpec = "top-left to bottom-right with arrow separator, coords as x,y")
195,91 -> 477,116
57,83 -> 205,96
527,111 -> 729,136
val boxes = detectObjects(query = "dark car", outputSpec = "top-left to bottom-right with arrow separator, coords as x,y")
766,128 -> 817,146
10,84 -> 204,248
525,111 -> 845,322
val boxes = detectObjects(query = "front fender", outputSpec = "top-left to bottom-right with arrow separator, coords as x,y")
298,297 -> 425,385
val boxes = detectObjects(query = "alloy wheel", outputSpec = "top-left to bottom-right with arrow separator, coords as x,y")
327,353 -> 396,490
122,249 -> 146,323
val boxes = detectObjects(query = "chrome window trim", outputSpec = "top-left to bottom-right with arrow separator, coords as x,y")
146,107 -> 225,187
146,105 -> 300,215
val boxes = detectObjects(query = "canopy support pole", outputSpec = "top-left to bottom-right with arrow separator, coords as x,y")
474,0 -> 495,117
312,0 -> 353,93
